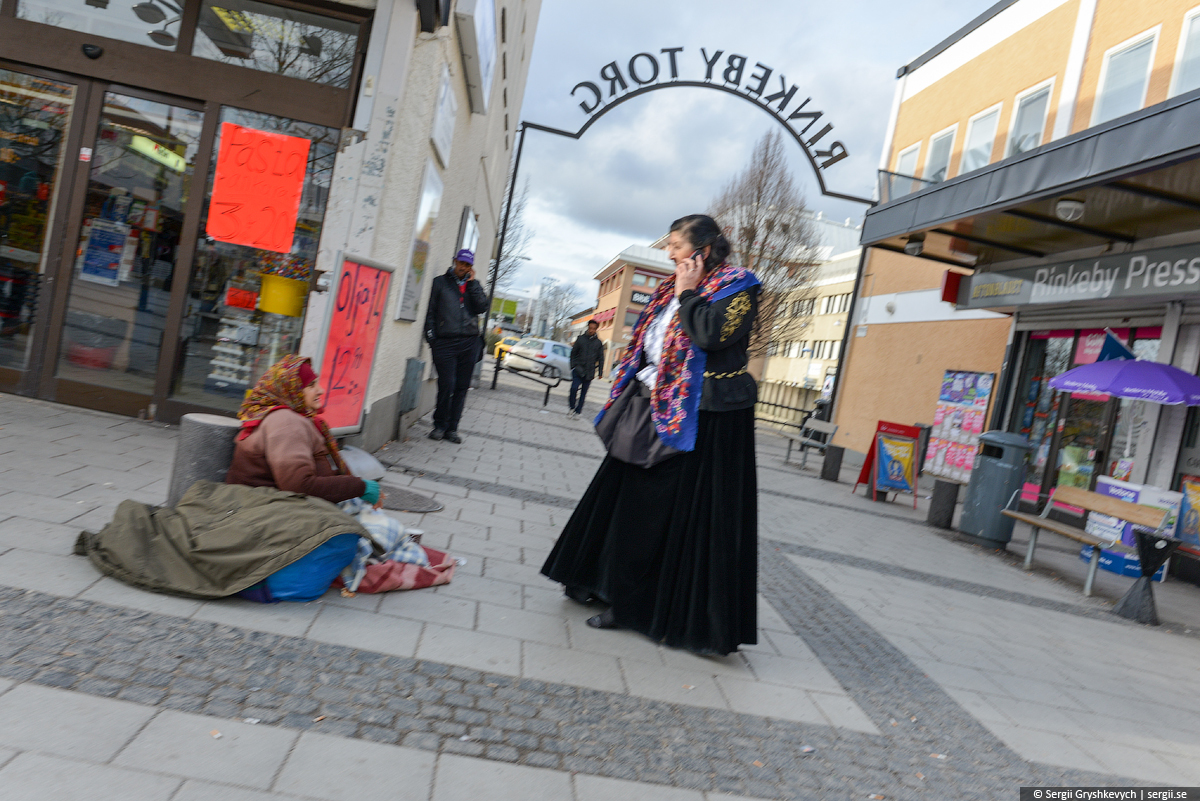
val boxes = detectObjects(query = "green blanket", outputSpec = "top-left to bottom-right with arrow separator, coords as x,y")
75,480 -> 369,599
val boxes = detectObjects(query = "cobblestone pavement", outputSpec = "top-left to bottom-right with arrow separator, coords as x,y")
0,365 -> 1199,799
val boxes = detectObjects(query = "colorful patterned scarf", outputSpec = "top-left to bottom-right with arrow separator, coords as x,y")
236,354 -> 350,476
598,262 -> 760,452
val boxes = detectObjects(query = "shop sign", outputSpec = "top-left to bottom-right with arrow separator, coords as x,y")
207,122 -> 311,254
319,254 -> 394,434
630,290 -> 652,305
960,242 -> 1200,309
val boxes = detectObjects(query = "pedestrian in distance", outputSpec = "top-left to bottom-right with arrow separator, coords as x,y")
568,318 -> 605,417
424,249 -> 488,444
541,214 -> 761,656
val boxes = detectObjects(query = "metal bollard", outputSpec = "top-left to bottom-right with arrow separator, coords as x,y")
927,479 -> 959,529
167,414 -> 241,507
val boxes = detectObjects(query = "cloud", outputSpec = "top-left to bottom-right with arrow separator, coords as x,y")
507,0 -> 996,294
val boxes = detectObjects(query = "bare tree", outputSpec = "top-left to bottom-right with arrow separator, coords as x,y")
539,279 -> 582,341
494,177 -> 533,290
708,130 -> 821,357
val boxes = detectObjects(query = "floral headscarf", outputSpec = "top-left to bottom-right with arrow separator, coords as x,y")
598,262 -> 760,452
236,354 -> 350,476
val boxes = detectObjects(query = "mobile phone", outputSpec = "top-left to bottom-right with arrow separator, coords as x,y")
690,249 -> 704,263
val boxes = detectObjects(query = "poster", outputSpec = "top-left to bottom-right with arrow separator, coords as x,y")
1178,476 -> 1200,547
318,254 -> 394,434
925,370 -> 994,483
206,122 -> 311,254
79,219 -> 130,287
1085,476 -> 1181,545
855,421 -> 922,508
875,433 -> 917,494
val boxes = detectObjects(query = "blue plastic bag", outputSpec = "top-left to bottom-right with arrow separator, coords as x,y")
238,533 -> 360,603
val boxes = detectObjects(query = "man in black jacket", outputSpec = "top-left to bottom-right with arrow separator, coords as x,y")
424,249 -> 488,443
568,319 -> 605,417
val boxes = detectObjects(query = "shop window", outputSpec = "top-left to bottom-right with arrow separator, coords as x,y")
1007,83 -> 1051,156
1172,11 -> 1200,97
924,127 -> 955,183
171,108 -> 338,409
1093,33 -> 1156,125
192,0 -> 362,88
960,106 -> 1000,174
0,70 -> 75,374
18,0 -> 178,50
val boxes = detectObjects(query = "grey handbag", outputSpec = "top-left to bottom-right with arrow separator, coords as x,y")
595,380 -> 682,469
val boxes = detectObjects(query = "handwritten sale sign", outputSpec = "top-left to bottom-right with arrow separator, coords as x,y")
318,255 -> 394,433
206,122 -> 311,253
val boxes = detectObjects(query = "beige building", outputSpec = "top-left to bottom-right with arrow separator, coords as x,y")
841,0 -> 1200,507
591,242 -> 673,374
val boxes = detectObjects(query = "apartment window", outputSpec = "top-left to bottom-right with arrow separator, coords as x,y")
501,7 -> 507,43
961,106 -> 1000,173
924,128 -> 955,183
767,341 -> 779,356
1094,33 -> 1157,124
1174,12 -> 1200,96
895,143 -> 919,177
632,274 -> 647,285
1008,84 -> 1052,156
624,310 -> 640,327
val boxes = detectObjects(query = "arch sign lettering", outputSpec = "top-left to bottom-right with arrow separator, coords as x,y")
530,47 -> 872,206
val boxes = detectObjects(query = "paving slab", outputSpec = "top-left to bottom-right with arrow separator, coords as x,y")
0,752 -> 181,800
0,683 -> 156,762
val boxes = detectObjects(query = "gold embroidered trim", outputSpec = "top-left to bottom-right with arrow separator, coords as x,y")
704,367 -> 748,379
720,291 -> 752,342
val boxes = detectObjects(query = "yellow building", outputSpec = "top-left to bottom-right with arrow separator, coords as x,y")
839,0 -> 1200,504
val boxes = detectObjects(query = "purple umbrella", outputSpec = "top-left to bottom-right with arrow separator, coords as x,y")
1048,359 -> 1200,405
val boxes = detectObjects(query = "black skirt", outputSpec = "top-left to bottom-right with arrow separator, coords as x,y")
542,407 -> 757,655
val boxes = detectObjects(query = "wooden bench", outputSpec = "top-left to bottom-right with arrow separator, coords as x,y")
1001,484 -> 1168,596
783,419 -> 838,470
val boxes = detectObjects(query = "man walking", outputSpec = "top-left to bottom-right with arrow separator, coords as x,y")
568,319 -> 604,417
424,249 -> 488,443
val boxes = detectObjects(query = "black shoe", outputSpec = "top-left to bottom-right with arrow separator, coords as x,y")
444,431 -> 463,444
429,428 -> 445,441
564,585 -> 596,605
586,609 -> 618,629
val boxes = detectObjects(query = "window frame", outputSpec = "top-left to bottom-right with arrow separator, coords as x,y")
958,102 -> 1003,175
1091,27 -> 1160,126
923,123 -> 957,183
1170,5 -> 1200,98
893,142 -> 920,178
1005,78 -> 1054,157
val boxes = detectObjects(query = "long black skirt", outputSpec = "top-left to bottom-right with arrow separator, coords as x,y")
542,407 -> 757,655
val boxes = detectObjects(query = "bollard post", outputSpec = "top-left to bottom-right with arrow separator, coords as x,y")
820,445 -> 844,482
167,414 -> 241,507
927,479 -> 959,529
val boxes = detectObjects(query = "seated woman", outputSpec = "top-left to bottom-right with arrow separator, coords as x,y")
225,354 -> 380,507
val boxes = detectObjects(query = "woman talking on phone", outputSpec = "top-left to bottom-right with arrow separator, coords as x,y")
541,214 -> 760,656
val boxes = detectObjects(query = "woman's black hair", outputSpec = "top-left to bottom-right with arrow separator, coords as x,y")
669,214 -> 732,272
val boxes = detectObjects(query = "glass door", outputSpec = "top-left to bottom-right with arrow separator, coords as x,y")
0,66 -> 78,391
51,89 -> 203,414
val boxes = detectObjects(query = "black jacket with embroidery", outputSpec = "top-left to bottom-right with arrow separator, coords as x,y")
677,284 -> 759,412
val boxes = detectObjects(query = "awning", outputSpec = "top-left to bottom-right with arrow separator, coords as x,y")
862,87 -> 1200,271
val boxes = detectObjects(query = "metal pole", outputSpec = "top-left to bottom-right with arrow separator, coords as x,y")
485,123 -> 527,336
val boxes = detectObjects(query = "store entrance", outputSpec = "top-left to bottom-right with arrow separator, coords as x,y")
49,86 -> 206,416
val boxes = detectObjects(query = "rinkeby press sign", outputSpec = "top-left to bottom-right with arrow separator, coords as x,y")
960,243 -> 1200,309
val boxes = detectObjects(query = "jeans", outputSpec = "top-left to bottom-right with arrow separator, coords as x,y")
431,336 -> 477,432
569,372 -> 592,414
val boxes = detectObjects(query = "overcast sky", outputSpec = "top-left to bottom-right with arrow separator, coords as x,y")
502,0 -> 996,305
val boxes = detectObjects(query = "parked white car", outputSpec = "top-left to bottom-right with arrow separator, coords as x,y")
504,337 -> 572,378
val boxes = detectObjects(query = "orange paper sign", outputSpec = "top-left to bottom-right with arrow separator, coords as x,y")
206,122 -> 310,253
318,256 -> 393,432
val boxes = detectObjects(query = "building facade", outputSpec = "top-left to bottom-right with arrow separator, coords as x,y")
843,0 -> 1200,509
591,241 -> 672,375
0,0 -> 539,449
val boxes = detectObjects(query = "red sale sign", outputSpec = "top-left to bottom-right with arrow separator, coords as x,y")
206,122 -> 311,254
318,255 -> 394,433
